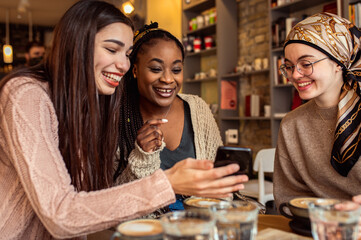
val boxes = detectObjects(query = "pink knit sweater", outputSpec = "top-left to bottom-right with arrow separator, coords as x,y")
0,77 -> 175,239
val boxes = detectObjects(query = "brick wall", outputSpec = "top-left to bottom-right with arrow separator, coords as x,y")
237,0 -> 272,154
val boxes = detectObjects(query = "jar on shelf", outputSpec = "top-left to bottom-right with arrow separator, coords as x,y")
193,37 -> 202,52
186,36 -> 195,52
196,15 -> 204,29
203,11 -> 210,26
191,18 -> 197,30
209,9 -> 216,24
204,36 -> 213,49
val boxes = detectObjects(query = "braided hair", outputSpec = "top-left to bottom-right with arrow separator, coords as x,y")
114,22 -> 184,180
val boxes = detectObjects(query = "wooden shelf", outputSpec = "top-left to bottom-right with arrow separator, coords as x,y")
185,47 -> 217,57
222,69 -> 270,79
183,0 -> 215,11
272,47 -> 283,53
185,77 -> 217,83
270,0 -> 334,12
186,23 -> 216,36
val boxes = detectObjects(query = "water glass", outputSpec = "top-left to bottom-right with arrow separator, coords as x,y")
160,210 -> 215,240
308,199 -> 361,240
210,200 -> 258,240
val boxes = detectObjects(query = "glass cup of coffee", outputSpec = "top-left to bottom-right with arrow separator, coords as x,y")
210,200 -> 259,240
183,197 -> 226,211
308,199 -> 361,240
279,197 -> 319,228
160,210 -> 215,240
111,219 -> 163,240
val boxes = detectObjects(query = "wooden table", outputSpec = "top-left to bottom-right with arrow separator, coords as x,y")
257,214 -> 312,239
258,214 -> 291,232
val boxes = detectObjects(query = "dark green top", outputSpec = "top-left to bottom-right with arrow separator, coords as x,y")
160,100 -> 196,170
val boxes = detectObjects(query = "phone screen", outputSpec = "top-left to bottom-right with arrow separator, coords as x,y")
214,146 -> 252,177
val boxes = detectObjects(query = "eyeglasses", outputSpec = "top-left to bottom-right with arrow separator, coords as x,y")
279,57 -> 328,79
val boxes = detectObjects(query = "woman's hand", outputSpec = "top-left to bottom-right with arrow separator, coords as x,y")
352,195 -> 361,240
137,119 -> 167,152
164,158 -> 248,199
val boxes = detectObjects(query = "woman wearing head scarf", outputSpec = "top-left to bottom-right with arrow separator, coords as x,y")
274,12 -> 361,210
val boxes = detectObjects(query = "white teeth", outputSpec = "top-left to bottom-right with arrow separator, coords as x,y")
298,82 -> 312,87
156,88 -> 172,93
102,72 -> 122,82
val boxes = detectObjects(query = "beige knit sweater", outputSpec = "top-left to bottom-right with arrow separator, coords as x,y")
115,94 -> 223,184
274,99 -> 361,209
0,77 -> 175,240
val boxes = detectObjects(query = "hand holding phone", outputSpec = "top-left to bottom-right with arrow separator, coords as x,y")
214,146 -> 252,177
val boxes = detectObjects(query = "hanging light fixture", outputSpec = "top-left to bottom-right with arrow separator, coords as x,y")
17,0 -> 30,13
122,1 -> 134,15
3,9 -> 13,64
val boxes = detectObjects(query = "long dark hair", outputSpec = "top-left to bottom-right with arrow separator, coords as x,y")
114,23 -> 184,180
0,0 -> 134,191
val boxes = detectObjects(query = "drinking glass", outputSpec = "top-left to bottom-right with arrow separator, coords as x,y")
308,199 -> 361,240
160,210 -> 215,240
210,200 -> 258,240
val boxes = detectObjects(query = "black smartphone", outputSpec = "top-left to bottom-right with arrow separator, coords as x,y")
214,146 -> 252,177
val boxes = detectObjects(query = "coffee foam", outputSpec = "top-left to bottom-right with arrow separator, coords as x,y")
117,219 -> 163,237
185,198 -> 221,208
290,197 -> 318,209
165,218 -> 212,235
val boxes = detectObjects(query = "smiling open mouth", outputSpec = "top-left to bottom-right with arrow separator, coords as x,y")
154,87 -> 175,97
297,81 -> 312,87
102,72 -> 123,87
102,72 -> 122,82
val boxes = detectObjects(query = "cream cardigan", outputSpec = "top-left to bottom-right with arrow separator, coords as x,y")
115,93 -> 223,184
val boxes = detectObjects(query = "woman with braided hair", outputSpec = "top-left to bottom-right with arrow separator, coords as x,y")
274,12 -> 361,222
114,22 -> 227,215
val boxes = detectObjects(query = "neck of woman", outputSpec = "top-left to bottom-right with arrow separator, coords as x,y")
139,100 -> 173,122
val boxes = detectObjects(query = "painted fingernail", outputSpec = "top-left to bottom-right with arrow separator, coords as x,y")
354,195 -> 361,202
232,164 -> 240,170
161,119 -> 168,123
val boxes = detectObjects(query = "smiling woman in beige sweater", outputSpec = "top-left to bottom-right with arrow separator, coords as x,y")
274,13 -> 361,214
0,1 -> 247,239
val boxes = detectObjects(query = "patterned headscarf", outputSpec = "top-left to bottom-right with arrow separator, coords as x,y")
284,12 -> 361,177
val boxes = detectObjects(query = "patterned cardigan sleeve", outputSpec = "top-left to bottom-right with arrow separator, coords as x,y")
115,141 -> 165,184
116,94 -> 223,185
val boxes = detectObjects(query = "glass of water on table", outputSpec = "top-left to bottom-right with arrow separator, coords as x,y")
210,200 -> 259,240
160,210 -> 215,240
308,198 -> 361,240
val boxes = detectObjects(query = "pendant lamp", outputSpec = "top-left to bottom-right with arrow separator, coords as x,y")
3,9 -> 13,64
122,1 -> 134,15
